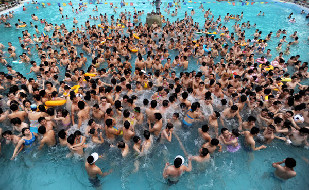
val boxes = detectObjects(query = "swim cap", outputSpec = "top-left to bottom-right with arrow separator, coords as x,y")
90,152 -> 99,164
174,155 -> 184,168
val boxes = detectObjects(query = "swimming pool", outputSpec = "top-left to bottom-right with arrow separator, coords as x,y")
0,0 -> 309,189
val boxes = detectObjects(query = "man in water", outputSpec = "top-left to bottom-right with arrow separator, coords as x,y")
272,158 -> 296,180
163,155 -> 192,185
243,127 -> 267,151
85,152 -> 112,189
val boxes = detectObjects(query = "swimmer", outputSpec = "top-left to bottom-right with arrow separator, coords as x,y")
272,158 -> 296,180
243,127 -> 267,151
85,153 -> 112,189
163,156 -> 192,185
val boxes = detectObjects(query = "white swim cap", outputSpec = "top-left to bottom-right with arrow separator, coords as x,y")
90,152 -> 99,164
174,155 -> 184,166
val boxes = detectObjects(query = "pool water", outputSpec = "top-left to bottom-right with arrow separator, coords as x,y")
0,0 -> 309,190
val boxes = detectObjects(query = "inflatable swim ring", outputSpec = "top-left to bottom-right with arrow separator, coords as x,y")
206,32 -> 217,36
271,61 -> 279,67
203,45 -> 211,52
19,24 -> 26,28
259,64 -> 274,71
256,58 -> 267,64
220,33 -> 225,36
196,32 -> 203,34
230,17 -> 236,19
131,49 -> 138,53
84,73 -> 96,77
281,78 -> 291,82
71,85 -> 80,93
133,33 -> 140,39
241,43 -> 248,46
227,144 -> 241,153
98,24 -> 104,29
45,100 -> 66,107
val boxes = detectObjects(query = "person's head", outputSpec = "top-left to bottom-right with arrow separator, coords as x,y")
67,134 -> 75,145
58,129 -> 66,139
285,157 -> 296,169
231,105 -> 238,113
133,135 -> 141,144
87,152 -> 99,165
221,127 -> 229,136
174,156 -> 184,168
299,127 -> 309,135
231,129 -> 240,137
200,148 -> 209,157
154,113 -> 162,120
78,101 -> 85,110
22,127 -> 31,136
38,125 -> 46,134
38,117 -> 46,125
144,130 -> 150,140
117,141 -> 125,148
210,138 -> 219,146
124,120 -> 130,129
74,130 -> 82,137
202,124 -> 209,132
250,127 -> 260,135
11,117 -> 21,125
106,119 -> 113,127
166,123 -> 174,130
2,130 -> 13,140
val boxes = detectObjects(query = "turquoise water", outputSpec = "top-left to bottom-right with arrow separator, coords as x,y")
0,0 -> 309,190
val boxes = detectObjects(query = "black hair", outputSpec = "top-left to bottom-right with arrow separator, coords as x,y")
202,125 -> 209,132
38,126 -> 46,134
250,127 -> 260,135
133,136 -> 141,143
58,129 -> 66,139
211,139 -> 219,146
144,130 -> 150,140
285,158 -> 296,168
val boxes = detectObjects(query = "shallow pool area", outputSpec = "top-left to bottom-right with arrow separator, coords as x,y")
0,0 -> 308,189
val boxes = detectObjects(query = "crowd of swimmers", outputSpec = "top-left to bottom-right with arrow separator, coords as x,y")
0,1 -> 308,188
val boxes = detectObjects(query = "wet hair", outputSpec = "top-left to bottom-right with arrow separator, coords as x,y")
22,127 -> 30,135
2,130 -> 13,137
38,117 -> 46,124
134,107 -> 141,113
248,116 -> 256,122
11,117 -> 21,125
105,119 -> 113,127
124,120 -> 130,129
58,129 -> 66,139
89,128 -> 96,135
173,113 -> 179,118
214,111 -> 220,118
166,123 -> 174,129
143,99 -> 149,106
10,104 -> 19,111
74,130 -> 82,136
123,109 -> 130,118
133,136 -> 141,143
285,158 -> 296,168
221,128 -> 229,135
250,127 -> 260,135
232,129 -> 240,137
202,124 -> 209,132
117,141 -> 125,148
299,127 -> 309,134
274,117 -> 283,124
210,139 -> 219,146
201,148 -> 209,157
87,155 -> 94,164
78,101 -> 85,109
154,113 -> 162,120
38,126 -> 46,134
151,100 -> 157,108
144,130 -> 150,140
174,157 -> 183,168
231,105 -> 238,111
88,119 -> 95,126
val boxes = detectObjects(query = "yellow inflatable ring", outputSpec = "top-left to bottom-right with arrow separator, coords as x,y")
107,37 -> 112,40
241,43 -> 248,46
71,85 -> 80,93
281,78 -> 291,82
206,32 -> 217,35
131,49 -> 138,53
230,17 -> 236,19
220,33 -> 225,36
259,64 -> 274,71
19,25 -> 27,28
84,73 -> 96,77
101,40 -> 106,44
98,24 -> 104,29
133,33 -> 140,39
45,100 -> 66,107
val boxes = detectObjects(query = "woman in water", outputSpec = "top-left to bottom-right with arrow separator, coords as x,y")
11,127 -> 37,160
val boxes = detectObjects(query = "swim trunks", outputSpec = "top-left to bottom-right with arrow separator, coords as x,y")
89,177 -> 101,188
167,179 -> 179,185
